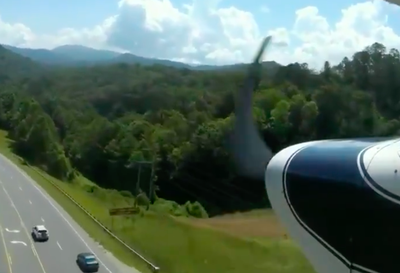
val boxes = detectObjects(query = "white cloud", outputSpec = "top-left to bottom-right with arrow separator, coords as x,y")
0,0 -> 400,69
0,16 -> 35,46
292,1 -> 400,67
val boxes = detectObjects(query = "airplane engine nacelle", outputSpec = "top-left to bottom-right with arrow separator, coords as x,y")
266,138 -> 400,273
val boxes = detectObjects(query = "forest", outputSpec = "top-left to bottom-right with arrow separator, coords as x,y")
0,42 -> 399,217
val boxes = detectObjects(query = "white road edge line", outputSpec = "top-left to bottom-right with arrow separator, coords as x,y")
0,155 -> 113,273
41,218 -> 45,223
18,186 -> 22,191
2,186 -> 47,273
29,200 -> 32,205
57,241 -> 62,250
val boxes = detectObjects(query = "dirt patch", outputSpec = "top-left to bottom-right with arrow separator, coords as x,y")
187,209 -> 287,238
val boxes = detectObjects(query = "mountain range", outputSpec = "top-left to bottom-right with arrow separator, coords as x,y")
1,44 -> 281,72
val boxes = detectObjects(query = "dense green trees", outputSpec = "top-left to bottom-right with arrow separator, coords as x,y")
0,42 -> 400,217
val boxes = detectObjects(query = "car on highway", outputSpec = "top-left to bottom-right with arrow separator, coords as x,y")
76,252 -> 100,272
31,225 -> 49,242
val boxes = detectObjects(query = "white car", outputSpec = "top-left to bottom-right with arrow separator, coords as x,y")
31,225 -> 49,242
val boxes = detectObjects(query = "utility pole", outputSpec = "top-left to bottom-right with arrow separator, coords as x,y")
136,163 -> 142,195
148,159 -> 156,202
126,148 -> 156,203
127,161 -> 152,193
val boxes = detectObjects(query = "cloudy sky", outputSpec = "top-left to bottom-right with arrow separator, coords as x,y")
0,0 -> 400,68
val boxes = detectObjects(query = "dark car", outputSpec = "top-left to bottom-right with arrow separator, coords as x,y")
76,252 -> 100,272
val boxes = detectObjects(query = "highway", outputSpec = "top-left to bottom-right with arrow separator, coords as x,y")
0,154 -> 134,273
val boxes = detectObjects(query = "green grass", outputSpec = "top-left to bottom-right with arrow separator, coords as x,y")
0,130 -> 315,273
0,131 -> 151,273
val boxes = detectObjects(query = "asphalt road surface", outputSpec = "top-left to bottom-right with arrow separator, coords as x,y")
0,154 -> 138,273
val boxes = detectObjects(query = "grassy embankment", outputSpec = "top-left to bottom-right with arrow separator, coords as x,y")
0,129 -> 315,273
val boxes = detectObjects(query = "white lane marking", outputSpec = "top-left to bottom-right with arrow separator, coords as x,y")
1,186 -> 47,273
41,218 -> 45,223
5,228 -> 20,233
56,241 -> 62,250
29,200 -> 32,205
10,241 -> 27,246
0,158 -> 113,273
18,187 -> 22,191
31,244 -> 37,257
0,224 -> 13,271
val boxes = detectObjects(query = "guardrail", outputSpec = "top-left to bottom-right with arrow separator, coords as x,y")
16,158 -> 160,273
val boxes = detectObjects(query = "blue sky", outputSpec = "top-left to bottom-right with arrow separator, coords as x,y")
0,0 -> 118,32
1,0 -> 400,67
1,0 -> 399,33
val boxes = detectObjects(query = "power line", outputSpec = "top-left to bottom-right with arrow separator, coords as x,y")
173,171 -> 261,208
180,164 -> 264,199
168,179 -> 224,210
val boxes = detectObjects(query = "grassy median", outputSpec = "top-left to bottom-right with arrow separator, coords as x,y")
0,130 -> 314,273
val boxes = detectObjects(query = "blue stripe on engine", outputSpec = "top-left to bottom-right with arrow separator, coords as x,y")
283,140 -> 387,273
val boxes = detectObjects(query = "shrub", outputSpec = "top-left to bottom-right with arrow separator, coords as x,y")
185,201 -> 208,218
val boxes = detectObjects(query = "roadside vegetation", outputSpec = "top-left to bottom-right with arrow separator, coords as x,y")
0,131 -> 314,273
0,41 -> 398,273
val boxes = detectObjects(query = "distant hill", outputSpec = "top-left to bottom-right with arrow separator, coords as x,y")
1,44 -> 282,73
2,45 -> 72,65
52,45 -> 120,62
0,45 -> 46,82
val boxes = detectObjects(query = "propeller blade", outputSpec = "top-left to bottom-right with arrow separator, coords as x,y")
230,36 -> 274,180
